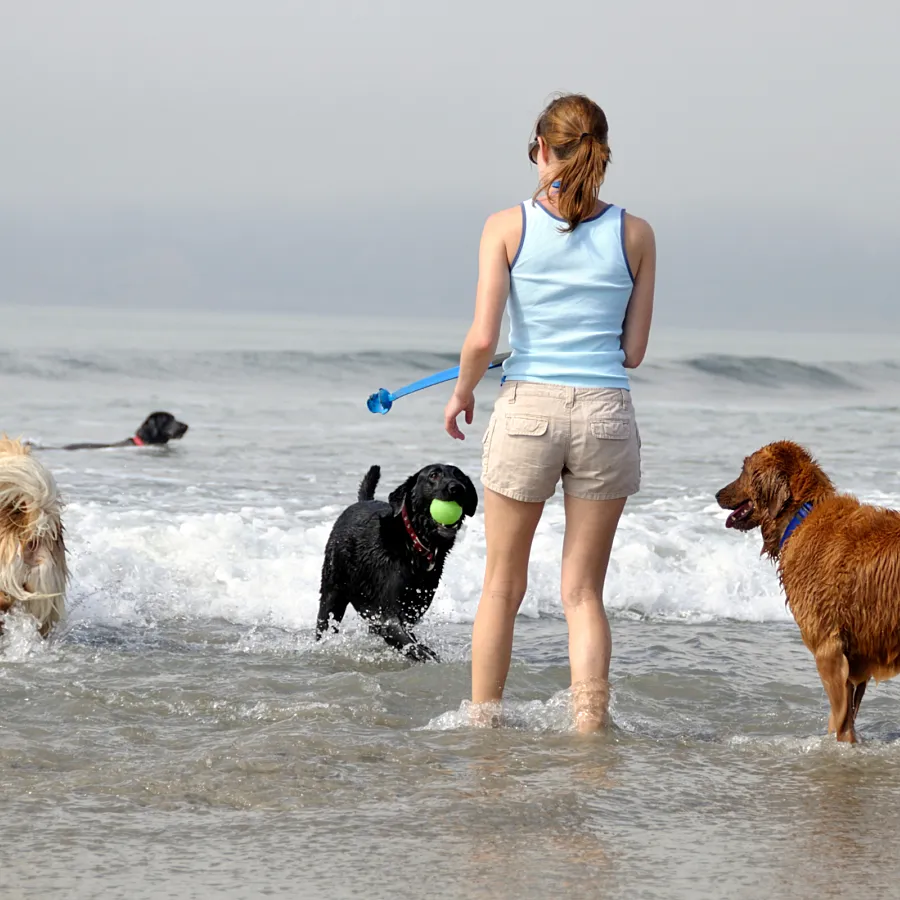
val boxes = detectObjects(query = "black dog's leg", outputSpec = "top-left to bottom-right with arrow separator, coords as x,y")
316,591 -> 349,640
371,618 -> 440,663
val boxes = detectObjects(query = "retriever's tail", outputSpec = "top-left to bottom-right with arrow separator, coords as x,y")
0,438 -> 68,633
358,465 -> 381,502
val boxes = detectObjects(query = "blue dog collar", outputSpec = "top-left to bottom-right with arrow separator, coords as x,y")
780,502 -> 814,550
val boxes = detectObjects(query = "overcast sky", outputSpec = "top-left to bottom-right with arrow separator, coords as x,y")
2,0 -> 898,331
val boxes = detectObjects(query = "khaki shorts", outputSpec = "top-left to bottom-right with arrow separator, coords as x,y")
481,381 -> 641,503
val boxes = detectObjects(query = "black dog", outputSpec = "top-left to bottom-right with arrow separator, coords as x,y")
317,464 -> 477,662
59,412 -> 189,450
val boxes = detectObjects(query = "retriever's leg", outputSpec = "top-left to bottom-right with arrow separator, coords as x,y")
316,590 -> 349,640
815,640 -> 855,743
849,680 -> 867,732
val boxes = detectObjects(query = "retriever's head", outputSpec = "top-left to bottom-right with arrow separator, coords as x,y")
716,441 -> 834,556
135,412 -> 189,445
389,464 -> 478,546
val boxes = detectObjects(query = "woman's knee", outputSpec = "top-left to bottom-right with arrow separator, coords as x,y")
560,584 -> 603,614
483,575 -> 528,612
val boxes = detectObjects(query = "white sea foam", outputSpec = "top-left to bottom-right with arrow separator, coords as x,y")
8,321 -> 900,640
424,692 -> 576,733
60,495 -> 796,634
0,609 -> 51,660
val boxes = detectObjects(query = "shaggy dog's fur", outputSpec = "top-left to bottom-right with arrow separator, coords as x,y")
0,438 -> 68,636
317,464 -> 477,662
717,440 -> 900,743
60,411 -> 188,450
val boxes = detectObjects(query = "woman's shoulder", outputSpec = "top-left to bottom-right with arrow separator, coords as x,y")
484,205 -> 525,231
621,210 -> 656,276
481,205 -> 526,267
621,209 -> 653,234
622,211 -> 655,250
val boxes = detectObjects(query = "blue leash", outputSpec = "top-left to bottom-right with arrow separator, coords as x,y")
367,351 -> 511,414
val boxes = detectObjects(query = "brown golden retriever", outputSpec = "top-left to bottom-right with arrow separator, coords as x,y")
0,438 -> 68,637
717,440 -> 900,744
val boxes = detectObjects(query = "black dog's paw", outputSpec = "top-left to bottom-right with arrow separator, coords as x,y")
405,642 -> 441,664
315,623 -> 341,642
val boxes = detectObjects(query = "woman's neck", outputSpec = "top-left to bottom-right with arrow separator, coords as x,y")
539,183 -> 605,218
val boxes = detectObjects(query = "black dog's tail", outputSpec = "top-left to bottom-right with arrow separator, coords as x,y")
358,465 -> 381,502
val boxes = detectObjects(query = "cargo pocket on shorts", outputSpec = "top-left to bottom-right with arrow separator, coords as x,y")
590,419 -> 632,440
506,415 -> 549,437
582,417 -> 639,497
492,414 -> 552,497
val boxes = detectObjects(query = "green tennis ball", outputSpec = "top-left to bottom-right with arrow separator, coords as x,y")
430,499 -> 463,525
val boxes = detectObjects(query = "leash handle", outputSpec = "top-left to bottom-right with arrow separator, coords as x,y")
367,351 -> 510,415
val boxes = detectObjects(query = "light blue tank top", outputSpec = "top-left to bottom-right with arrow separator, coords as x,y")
503,199 -> 635,389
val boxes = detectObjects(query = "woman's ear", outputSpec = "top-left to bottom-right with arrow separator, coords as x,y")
538,135 -> 550,165
388,473 -> 420,516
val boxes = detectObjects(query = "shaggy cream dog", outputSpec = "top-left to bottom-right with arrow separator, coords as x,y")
0,438 -> 68,636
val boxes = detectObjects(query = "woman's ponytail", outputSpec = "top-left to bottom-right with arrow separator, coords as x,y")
530,95 -> 612,233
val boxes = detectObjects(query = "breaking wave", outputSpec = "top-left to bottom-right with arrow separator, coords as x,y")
3,349 -> 897,395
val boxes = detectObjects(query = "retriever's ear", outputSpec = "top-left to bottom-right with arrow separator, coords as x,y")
755,465 -> 791,519
388,473 -> 420,516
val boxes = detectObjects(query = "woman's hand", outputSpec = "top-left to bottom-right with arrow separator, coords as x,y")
444,390 -> 475,440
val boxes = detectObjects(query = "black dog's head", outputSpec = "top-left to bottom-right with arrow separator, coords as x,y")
388,464 -> 478,546
135,411 -> 189,445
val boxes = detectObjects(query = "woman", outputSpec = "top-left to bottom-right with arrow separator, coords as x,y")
444,93 -> 656,732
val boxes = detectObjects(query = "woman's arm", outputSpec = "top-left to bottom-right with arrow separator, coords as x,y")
444,208 -> 519,440
621,215 -> 656,369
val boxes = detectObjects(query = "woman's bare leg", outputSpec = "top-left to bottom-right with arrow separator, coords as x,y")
561,494 -> 627,732
471,488 -> 544,707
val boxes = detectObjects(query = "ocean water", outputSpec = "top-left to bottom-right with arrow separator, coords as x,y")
2,305 -> 900,899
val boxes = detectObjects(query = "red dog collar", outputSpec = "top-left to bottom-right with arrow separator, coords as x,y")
132,435 -> 145,446
400,500 -> 434,565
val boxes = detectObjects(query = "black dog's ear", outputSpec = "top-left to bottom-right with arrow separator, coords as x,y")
447,466 -> 478,517
388,473 -> 420,516
460,474 -> 478,517
135,415 -> 159,443
137,412 -> 177,443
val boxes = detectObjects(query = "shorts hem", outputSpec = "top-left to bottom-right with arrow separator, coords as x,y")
563,484 -> 641,501
480,478 -> 555,503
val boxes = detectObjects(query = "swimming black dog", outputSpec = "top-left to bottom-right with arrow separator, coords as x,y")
317,464 -> 477,662
59,412 -> 189,450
